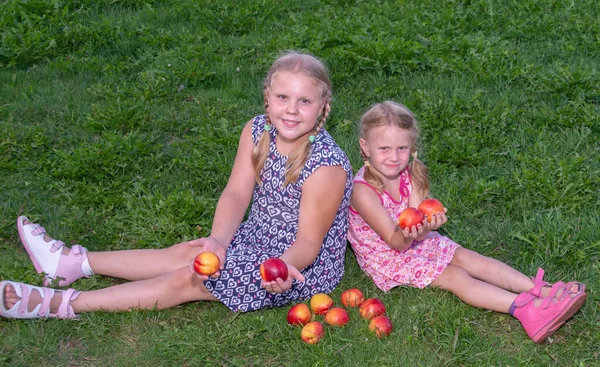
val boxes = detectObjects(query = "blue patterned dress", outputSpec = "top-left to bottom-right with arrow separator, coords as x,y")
204,115 -> 353,312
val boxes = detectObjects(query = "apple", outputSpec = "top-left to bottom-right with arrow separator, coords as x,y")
301,321 -> 324,345
324,307 -> 349,327
287,303 -> 312,326
193,252 -> 220,276
359,298 -> 386,320
397,207 -> 425,230
369,315 -> 393,338
310,293 -> 334,315
340,288 -> 364,308
418,198 -> 444,222
259,258 -> 288,282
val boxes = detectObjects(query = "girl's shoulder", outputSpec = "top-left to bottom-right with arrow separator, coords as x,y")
309,128 -> 352,171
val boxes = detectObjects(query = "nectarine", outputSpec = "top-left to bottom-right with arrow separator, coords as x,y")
259,258 -> 288,282
340,288 -> 364,308
369,315 -> 393,338
193,252 -> 220,276
324,307 -> 349,327
398,207 -> 425,230
310,293 -> 334,315
287,303 -> 312,326
359,298 -> 386,320
418,198 -> 444,221
301,321 -> 324,344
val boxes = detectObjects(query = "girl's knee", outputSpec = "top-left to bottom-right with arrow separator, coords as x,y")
451,247 -> 481,267
434,264 -> 471,291
166,242 -> 199,262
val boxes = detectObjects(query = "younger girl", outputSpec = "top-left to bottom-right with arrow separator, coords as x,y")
1,51 -> 353,318
348,101 -> 587,344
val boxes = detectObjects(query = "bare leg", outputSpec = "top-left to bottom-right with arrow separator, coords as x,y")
22,218 -> 202,281
430,264 -> 518,313
450,248 -> 534,294
2,267 -> 217,314
88,242 -> 200,281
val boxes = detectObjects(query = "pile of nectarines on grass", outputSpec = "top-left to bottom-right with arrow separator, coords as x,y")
287,288 -> 393,344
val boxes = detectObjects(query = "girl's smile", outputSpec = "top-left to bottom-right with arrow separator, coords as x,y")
267,71 -> 325,154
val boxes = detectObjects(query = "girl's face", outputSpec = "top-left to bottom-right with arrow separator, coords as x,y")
267,71 -> 325,153
360,124 -> 413,180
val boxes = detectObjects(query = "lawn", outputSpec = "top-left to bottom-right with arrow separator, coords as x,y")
1,0 -> 599,366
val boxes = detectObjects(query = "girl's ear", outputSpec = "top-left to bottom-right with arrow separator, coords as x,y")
359,138 -> 369,157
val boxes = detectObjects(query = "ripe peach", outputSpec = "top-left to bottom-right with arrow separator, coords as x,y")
287,303 -> 312,326
397,207 -> 425,230
324,307 -> 349,327
418,198 -> 445,221
301,321 -> 324,345
310,293 -> 334,315
369,315 -> 393,338
259,258 -> 288,282
340,288 -> 364,308
359,298 -> 386,320
193,252 -> 220,276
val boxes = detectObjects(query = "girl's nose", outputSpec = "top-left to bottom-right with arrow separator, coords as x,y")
286,102 -> 298,115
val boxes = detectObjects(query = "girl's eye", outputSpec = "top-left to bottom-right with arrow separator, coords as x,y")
278,95 -> 287,100
301,99 -> 311,104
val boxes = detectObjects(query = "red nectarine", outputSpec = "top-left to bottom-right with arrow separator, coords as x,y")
324,307 -> 349,327
341,288 -> 364,308
259,258 -> 288,282
418,198 -> 444,221
301,321 -> 324,344
369,315 -> 393,338
359,298 -> 386,320
397,207 -> 425,230
287,303 -> 312,326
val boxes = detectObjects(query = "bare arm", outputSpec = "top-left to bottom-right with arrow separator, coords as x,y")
279,165 -> 347,270
351,183 -> 414,251
209,120 -> 257,248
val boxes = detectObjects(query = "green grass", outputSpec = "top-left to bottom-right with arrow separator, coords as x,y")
1,0 -> 599,365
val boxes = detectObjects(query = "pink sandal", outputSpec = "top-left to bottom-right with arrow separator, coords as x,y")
0,280 -> 80,319
528,268 -> 586,299
17,216 -> 93,287
512,285 -> 587,343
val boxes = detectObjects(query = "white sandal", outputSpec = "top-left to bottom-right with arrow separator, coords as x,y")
17,216 -> 93,287
0,280 -> 80,319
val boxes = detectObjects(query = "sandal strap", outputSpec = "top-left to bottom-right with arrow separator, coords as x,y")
53,288 -> 80,318
529,268 -> 548,298
37,287 -> 55,317
31,226 -> 47,236
49,240 -> 64,253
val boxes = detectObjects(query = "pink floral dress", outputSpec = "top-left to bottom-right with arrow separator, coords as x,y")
348,166 -> 460,291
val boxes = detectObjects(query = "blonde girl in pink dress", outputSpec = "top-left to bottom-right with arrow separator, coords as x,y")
348,101 -> 587,344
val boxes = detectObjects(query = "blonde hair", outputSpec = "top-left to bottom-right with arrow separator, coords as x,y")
251,51 -> 332,186
359,101 -> 430,198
